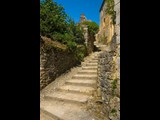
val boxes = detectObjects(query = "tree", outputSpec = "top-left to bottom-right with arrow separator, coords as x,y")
81,21 -> 99,36
40,0 -> 68,38
40,0 -> 86,56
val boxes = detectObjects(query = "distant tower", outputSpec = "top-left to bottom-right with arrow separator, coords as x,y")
80,13 -> 86,23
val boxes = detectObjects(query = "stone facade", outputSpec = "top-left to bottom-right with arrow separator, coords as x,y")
40,36 -> 80,90
97,0 -> 120,120
96,0 -> 114,45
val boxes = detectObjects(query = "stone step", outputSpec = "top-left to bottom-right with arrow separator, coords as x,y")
72,74 -> 97,80
44,91 -> 91,104
90,56 -> 98,59
66,79 -> 96,87
83,57 -> 98,63
82,66 -> 98,70
41,100 -> 95,120
57,85 -> 95,95
40,108 -> 62,120
85,63 -> 98,66
88,60 -> 98,63
78,70 -> 97,74
92,57 -> 98,60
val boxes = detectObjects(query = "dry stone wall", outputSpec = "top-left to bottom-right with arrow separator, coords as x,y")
40,37 -> 80,90
98,44 -> 120,120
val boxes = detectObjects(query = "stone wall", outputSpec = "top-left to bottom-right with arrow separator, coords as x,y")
40,36 -> 80,90
98,45 -> 120,120
97,0 -> 120,119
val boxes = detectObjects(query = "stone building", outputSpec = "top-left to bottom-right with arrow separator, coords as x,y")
96,0 -> 114,46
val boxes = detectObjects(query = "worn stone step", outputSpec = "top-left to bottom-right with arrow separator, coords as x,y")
57,85 -> 95,95
88,60 -> 98,63
90,56 -> 98,59
66,79 -> 96,87
85,63 -> 98,66
78,70 -> 97,74
41,100 -> 95,120
92,57 -> 98,60
83,57 -> 98,63
40,108 -> 62,120
44,91 -> 91,104
72,74 -> 97,80
82,66 -> 98,70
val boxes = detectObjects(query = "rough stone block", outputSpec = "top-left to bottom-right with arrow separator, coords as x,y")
114,0 -> 120,5
109,96 -> 120,109
109,96 -> 120,120
100,79 -> 106,87
114,2 -> 120,11
105,72 -> 116,80
97,87 -> 102,97
116,46 -> 120,56
116,36 -> 120,45
115,25 -> 120,36
116,57 -> 120,73
116,13 -> 120,25
104,58 -> 109,64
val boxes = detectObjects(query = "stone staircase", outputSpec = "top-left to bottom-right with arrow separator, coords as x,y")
40,52 -> 101,120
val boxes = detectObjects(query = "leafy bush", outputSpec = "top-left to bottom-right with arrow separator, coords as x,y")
82,21 -> 99,35
51,33 -> 64,43
40,0 -> 68,37
74,45 -> 87,61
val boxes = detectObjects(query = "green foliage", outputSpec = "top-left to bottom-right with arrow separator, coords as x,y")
111,78 -> 119,96
66,40 -> 77,52
67,18 -> 85,45
110,108 -> 117,117
82,21 -> 99,35
105,0 -> 116,24
40,0 -> 86,61
51,32 -> 64,43
112,79 -> 118,90
74,25 -> 85,44
111,108 -> 117,113
40,0 -> 68,37
74,45 -> 87,61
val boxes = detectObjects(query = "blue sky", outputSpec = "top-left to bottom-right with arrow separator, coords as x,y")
53,0 -> 103,25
